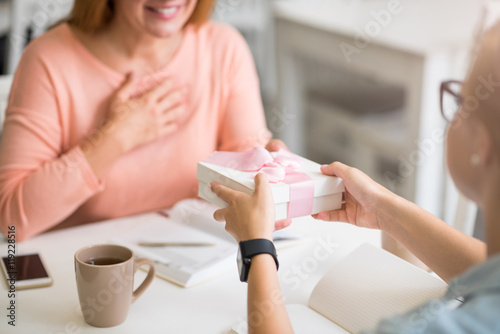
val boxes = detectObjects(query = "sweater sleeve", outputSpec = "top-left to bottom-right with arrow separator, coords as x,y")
216,26 -> 272,152
0,40 -> 104,242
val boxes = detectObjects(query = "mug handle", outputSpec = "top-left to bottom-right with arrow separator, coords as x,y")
131,257 -> 156,304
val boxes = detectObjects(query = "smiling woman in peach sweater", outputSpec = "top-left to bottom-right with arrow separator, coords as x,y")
0,0 -> 279,241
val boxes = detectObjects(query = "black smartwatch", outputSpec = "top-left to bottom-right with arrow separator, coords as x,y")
237,238 -> 279,282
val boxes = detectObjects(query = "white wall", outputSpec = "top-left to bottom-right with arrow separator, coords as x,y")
6,0 -> 73,74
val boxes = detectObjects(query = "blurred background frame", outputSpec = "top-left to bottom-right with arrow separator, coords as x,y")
0,0 -> 494,240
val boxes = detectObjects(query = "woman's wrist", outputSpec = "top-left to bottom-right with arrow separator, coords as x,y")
80,124 -> 128,179
239,222 -> 274,242
239,231 -> 273,243
375,190 -> 405,235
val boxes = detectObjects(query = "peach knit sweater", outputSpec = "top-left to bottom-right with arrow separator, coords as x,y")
0,22 -> 270,241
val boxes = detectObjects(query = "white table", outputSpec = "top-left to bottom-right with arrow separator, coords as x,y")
0,215 -> 380,333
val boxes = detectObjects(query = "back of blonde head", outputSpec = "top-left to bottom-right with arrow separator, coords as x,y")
462,21 -> 500,154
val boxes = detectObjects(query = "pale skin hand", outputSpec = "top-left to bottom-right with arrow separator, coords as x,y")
315,162 -> 486,282
212,173 -> 276,242
312,162 -> 393,230
265,139 -> 288,153
211,173 -> 293,334
81,73 -> 186,179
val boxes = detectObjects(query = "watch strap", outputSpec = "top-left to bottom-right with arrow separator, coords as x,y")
239,239 -> 279,282
239,238 -> 279,270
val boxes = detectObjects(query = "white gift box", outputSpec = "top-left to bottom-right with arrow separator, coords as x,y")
196,151 -> 345,220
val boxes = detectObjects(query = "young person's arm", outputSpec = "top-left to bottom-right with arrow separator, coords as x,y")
211,174 -> 293,334
316,162 -> 486,282
246,254 -> 293,334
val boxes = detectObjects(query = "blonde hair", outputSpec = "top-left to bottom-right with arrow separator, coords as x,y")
461,21 -> 500,153
68,0 -> 215,32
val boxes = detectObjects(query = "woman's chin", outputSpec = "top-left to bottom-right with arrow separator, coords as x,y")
145,24 -> 185,39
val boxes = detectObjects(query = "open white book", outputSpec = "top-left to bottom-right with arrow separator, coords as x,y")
111,199 -> 306,287
232,243 -> 449,333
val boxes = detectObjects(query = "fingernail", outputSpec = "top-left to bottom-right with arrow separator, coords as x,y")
321,164 -> 328,168
208,183 -> 212,190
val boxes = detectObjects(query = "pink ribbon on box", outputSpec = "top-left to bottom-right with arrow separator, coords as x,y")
203,147 -> 314,219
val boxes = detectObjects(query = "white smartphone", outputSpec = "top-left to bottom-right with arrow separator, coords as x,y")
1,253 -> 53,290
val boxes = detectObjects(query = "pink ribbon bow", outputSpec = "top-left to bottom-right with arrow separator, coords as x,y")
203,147 -> 314,219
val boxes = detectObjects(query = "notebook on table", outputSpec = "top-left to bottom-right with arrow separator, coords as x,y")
231,243 -> 448,333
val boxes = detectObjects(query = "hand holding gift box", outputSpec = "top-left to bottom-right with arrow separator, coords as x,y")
197,148 -> 345,220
